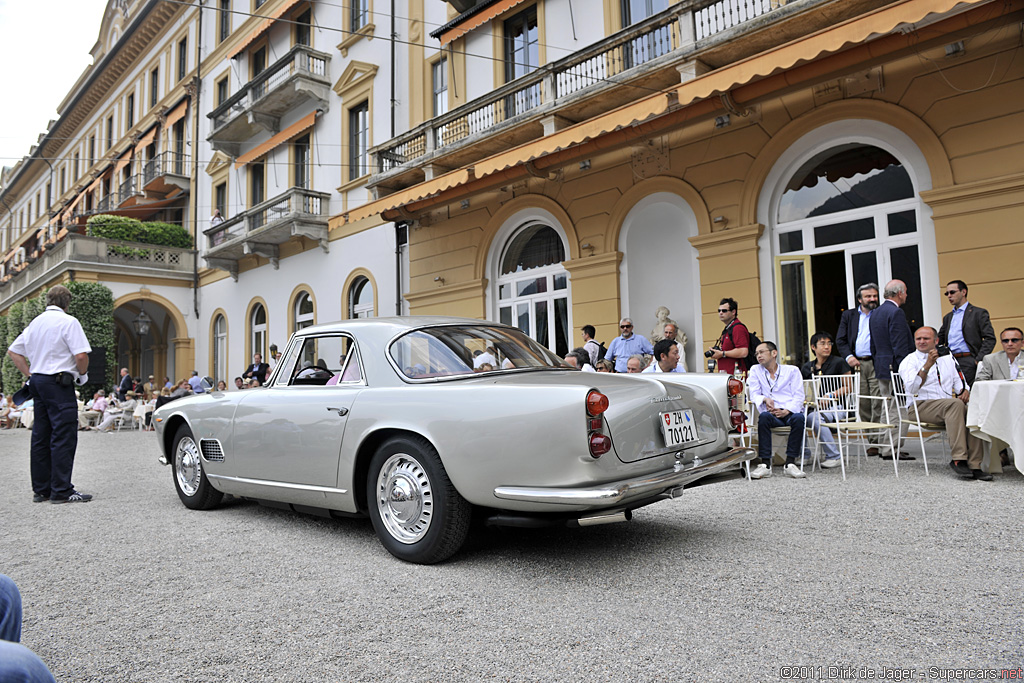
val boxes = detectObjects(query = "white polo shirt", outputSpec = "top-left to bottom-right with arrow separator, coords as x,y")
8,306 -> 91,375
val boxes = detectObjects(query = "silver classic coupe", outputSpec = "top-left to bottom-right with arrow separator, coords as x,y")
154,317 -> 754,563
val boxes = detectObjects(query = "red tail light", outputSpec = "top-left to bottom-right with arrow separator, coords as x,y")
589,433 -> 611,457
586,390 -> 609,416
730,409 -> 746,428
727,377 -> 744,396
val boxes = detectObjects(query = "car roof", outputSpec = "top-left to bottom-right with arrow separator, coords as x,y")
293,316 -> 497,338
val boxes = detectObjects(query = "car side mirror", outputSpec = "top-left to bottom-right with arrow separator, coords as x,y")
201,376 -> 215,391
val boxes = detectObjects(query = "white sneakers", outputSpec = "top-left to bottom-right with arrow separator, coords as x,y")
821,458 -> 842,469
749,463 -> 771,479
783,463 -> 806,478
750,462 -> 809,479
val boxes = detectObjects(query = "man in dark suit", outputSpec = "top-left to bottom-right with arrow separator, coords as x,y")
117,368 -> 133,401
836,282 -> 885,454
870,279 -> 914,459
938,280 -> 995,386
243,353 -> 270,387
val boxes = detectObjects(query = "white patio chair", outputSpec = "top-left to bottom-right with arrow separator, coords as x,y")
890,373 -> 947,476
741,381 -> 809,479
814,373 -> 898,479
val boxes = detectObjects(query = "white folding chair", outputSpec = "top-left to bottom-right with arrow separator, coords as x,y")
814,373 -> 898,479
742,384 -> 809,479
890,374 -> 947,476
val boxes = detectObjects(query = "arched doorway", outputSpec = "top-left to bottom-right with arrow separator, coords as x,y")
113,298 -> 179,386
756,119 -> 941,367
618,191 -> 702,372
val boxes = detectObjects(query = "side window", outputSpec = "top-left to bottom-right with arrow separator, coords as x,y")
283,335 -> 363,386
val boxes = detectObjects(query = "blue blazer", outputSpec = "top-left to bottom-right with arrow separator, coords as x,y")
869,300 -> 912,381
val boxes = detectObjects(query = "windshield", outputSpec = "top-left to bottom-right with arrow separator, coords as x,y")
390,325 -> 567,379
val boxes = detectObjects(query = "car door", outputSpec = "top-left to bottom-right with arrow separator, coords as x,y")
231,334 -> 364,487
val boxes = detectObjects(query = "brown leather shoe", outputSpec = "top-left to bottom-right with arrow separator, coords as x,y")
866,447 -> 881,457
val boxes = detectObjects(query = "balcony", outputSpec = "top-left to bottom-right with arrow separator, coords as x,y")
203,186 -> 330,279
0,232 -> 195,310
143,151 -> 190,196
117,173 -> 145,207
207,45 -> 331,156
368,0 -> 841,195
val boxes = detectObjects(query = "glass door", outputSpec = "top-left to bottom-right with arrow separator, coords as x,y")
774,255 -> 815,367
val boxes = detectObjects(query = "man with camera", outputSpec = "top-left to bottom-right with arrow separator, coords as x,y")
706,298 -> 749,374
6,285 -> 94,503
898,326 -> 989,481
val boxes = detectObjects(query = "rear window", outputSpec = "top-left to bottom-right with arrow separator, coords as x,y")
389,325 -> 565,379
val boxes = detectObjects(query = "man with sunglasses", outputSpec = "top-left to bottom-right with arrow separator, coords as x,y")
706,298 -> 749,375
976,327 -> 1023,382
938,280 -> 995,386
606,318 -> 653,373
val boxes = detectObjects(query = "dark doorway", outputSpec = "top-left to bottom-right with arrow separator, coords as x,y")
811,251 -> 848,343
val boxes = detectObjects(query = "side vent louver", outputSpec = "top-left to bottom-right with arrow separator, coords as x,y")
199,439 -> 225,462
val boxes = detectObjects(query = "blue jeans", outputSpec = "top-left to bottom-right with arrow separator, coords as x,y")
29,374 -> 80,500
806,410 -> 840,460
0,574 -> 57,683
757,411 -> 806,463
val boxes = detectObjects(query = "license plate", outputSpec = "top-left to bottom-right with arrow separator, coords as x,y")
661,410 -> 699,448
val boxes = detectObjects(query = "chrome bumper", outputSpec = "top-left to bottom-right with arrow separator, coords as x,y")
493,446 -> 756,506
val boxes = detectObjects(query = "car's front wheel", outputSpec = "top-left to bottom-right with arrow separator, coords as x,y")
172,424 -> 223,510
367,435 -> 470,564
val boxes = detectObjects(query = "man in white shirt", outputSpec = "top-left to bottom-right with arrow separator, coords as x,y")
642,339 -> 685,374
746,340 -> 807,479
6,285 -> 93,503
580,325 -> 602,367
898,326 -> 989,481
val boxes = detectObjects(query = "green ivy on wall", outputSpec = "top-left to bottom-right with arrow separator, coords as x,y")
0,282 -> 115,400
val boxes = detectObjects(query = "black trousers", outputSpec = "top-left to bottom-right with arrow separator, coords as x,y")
29,374 -> 79,499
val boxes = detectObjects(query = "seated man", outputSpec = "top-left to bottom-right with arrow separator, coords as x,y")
800,332 -> 853,469
642,338 -> 685,374
747,340 -> 807,479
975,326 -> 1022,381
92,391 -> 138,432
625,354 -> 646,373
898,326 -> 989,481
78,390 -> 107,430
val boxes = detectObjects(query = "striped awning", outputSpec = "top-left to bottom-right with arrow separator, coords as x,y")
234,110 -> 318,168
229,0 -> 303,59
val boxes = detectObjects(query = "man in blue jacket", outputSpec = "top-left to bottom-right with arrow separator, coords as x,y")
869,279 -> 914,460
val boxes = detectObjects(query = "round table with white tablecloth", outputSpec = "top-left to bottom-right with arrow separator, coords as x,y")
966,380 -> 1024,475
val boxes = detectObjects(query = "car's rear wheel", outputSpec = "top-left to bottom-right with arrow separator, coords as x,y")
172,424 -> 223,510
367,435 -> 470,564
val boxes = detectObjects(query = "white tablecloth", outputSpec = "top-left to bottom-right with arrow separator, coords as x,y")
966,380 -> 1024,475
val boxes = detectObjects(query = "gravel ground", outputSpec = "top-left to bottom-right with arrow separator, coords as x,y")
1,427 -> 1022,683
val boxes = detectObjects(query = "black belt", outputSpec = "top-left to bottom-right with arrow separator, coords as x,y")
856,356 -> 872,361
952,352 -> 974,358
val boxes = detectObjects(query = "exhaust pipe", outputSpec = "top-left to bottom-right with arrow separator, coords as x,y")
573,509 -> 632,527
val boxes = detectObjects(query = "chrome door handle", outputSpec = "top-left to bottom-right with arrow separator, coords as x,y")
326,407 -> 349,416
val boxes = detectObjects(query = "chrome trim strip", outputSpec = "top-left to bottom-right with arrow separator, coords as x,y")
493,447 -> 756,505
207,474 -> 348,495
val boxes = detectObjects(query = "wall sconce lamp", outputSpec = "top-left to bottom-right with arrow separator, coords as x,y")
712,216 -> 729,227
460,200 -> 470,209
714,115 -> 731,129
579,160 -> 591,170
581,242 -> 595,255
434,276 -> 445,286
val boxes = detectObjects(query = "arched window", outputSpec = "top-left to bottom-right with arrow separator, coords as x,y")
772,143 -> 922,366
294,291 -> 314,331
495,222 -> 569,357
349,277 -> 374,318
212,314 -> 227,383
250,303 -> 267,360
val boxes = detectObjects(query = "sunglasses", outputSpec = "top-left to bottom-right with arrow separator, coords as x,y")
620,324 -> 632,329
1001,338 -> 1022,343
944,290 -> 961,296
717,308 -> 731,313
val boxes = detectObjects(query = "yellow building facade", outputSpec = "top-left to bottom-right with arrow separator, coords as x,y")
348,0 -> 1024,372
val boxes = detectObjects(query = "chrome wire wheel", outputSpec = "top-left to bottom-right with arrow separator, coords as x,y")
375,453 -> 433,544
175,435 -> 202,498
